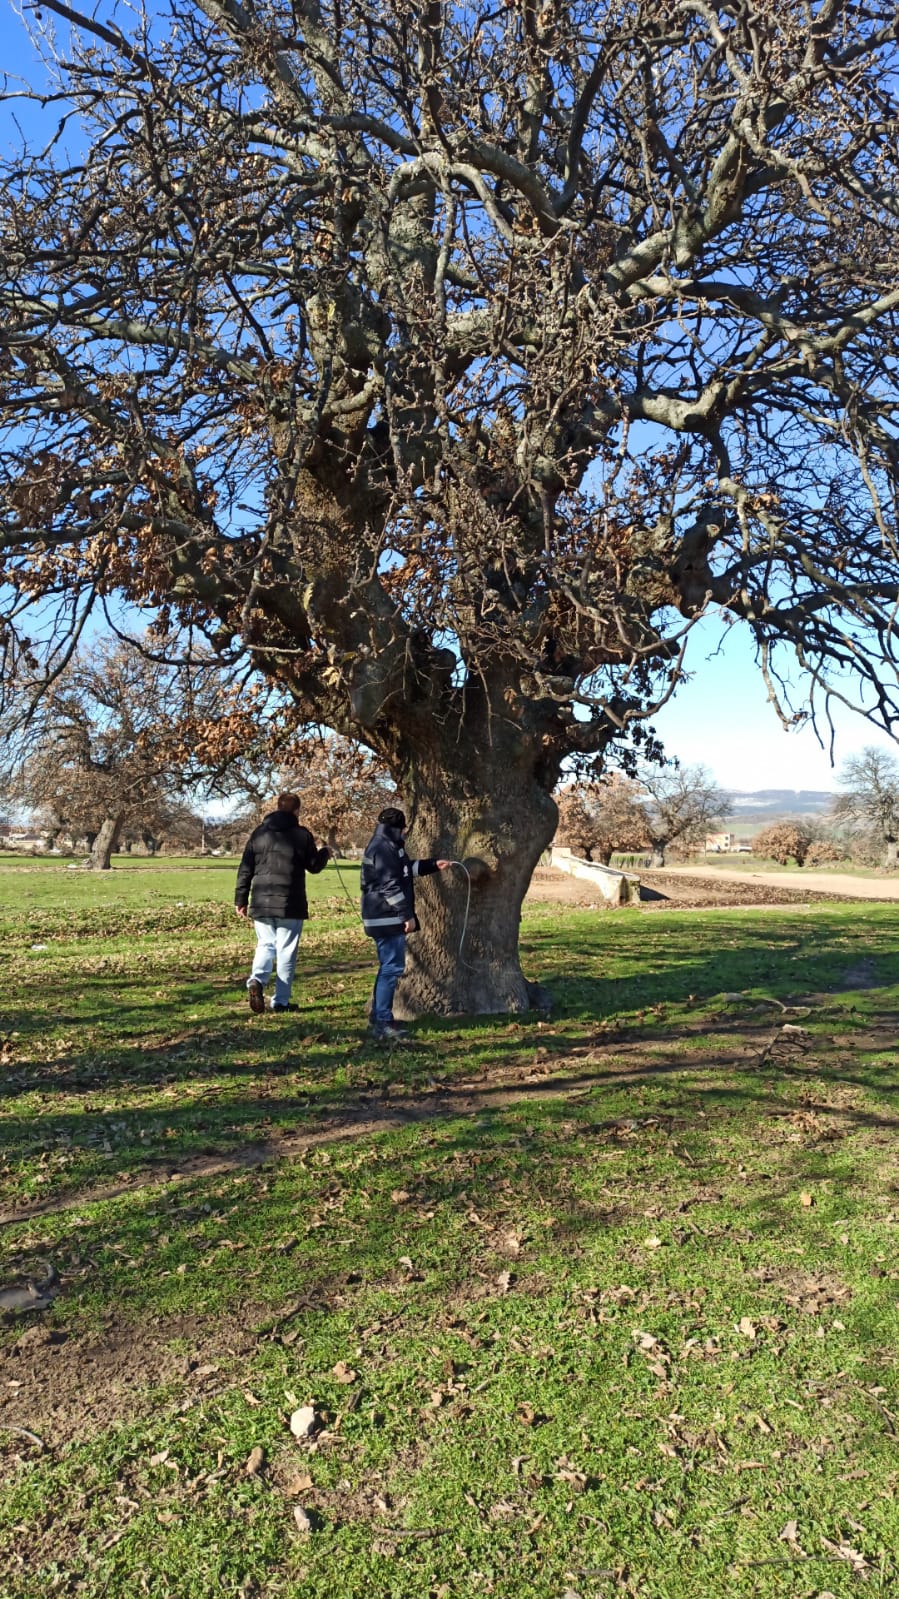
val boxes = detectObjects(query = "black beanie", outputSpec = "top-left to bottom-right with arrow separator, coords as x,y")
378,806 -> 407,830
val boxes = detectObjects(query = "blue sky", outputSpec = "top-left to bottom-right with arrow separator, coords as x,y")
648,617 -> 898,793
3,4 -> 898,795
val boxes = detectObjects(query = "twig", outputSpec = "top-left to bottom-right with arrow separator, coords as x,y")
736,1554 -> 866,1570
0,1423 -> 45,1451
379,1527 -> 447,1541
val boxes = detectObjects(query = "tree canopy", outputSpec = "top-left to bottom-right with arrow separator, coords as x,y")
2,0 -> 899,1005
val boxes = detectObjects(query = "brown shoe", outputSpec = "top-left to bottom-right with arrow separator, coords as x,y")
248,980 -> 265,1014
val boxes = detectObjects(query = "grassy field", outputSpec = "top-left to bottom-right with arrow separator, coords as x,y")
1,857 -> 898,1597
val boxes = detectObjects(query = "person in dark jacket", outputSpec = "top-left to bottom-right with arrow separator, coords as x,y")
235,793 -> 330,1013
361,806 -> 450,1042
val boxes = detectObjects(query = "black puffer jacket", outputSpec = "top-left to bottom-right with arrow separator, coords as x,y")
360,819 -> 439,938
235,810 -> 329,919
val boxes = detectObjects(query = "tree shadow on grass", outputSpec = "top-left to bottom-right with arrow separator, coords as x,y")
2,907 -> 897,1232
3,1039 -> 897,1404
524,910 -> 899,1014
2,992 -> 897,1237
6,905 -> 898,1093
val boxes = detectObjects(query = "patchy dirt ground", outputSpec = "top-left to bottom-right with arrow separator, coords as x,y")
1,1311 -> 261,1451
526,866 -> 870,910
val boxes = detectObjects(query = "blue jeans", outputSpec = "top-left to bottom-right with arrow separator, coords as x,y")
370,933 -> 406,1027
249,917 -> 303,1008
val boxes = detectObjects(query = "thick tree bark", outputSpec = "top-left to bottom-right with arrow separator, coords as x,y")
84,813 -> 124,870
394,756 -> 559,1017
649,846 -> 665,867
886,839 -> 898,868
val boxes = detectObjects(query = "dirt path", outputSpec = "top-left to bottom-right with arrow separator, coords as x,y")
658,864 -> 899,901
526,866 -> 878,910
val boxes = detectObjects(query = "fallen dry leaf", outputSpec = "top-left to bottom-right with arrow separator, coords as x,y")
331,1361 -> 357,1384
286,1471 -> 314,1495
390,1189 -> 411,1204
244,1446 -> 265,1477
633,1329 -> 659,1350
738,1317 -> 757,1340
820,1537 -> 868,1574
800,1191 -> 815,1208
488,1499 -> 517,1520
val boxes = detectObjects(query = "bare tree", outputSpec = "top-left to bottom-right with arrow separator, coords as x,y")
2,2 -> 899,1007
5,635 -> 251,867
833,747 -> 899,868
641,765 -> 730,867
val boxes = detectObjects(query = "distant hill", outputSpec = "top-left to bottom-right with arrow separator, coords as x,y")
725,789 -> 835,824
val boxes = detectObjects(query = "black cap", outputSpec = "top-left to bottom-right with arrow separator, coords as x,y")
378,806 -> 406,830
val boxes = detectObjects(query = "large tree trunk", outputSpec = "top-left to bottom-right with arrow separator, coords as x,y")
395,757 -> 558,1017
83,813 -> 124,870
886,838 -> 898,869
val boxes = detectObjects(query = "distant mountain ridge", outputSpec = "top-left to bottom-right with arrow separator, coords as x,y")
725,789 -> 835,824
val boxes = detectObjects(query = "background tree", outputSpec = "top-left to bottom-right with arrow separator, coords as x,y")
556,785 -> 600,862
281,738 -> 395,856
641,766 -> 730,868
832,748 -> 899,869
206,733 -> 396,854
804,838 -> 842,868
3,2 -> 899,1007
6,635 -> 254,868
753,821 -> 814,867
556,775 -> 648,865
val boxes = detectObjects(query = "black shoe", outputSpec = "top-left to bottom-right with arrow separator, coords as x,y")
248,979 -> 265,1014
272,1002 -> 298,1013
371,1022 -> 410,1045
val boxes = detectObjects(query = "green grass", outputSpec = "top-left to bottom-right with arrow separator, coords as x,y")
1,858 -> 898,1597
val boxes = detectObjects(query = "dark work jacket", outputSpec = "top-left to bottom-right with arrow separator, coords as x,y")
235,810 -> 329,919
360,821 -> 439,938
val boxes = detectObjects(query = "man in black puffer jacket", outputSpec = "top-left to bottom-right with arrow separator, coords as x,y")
361,807 -> 450,1042
235,793 -> 330,1013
